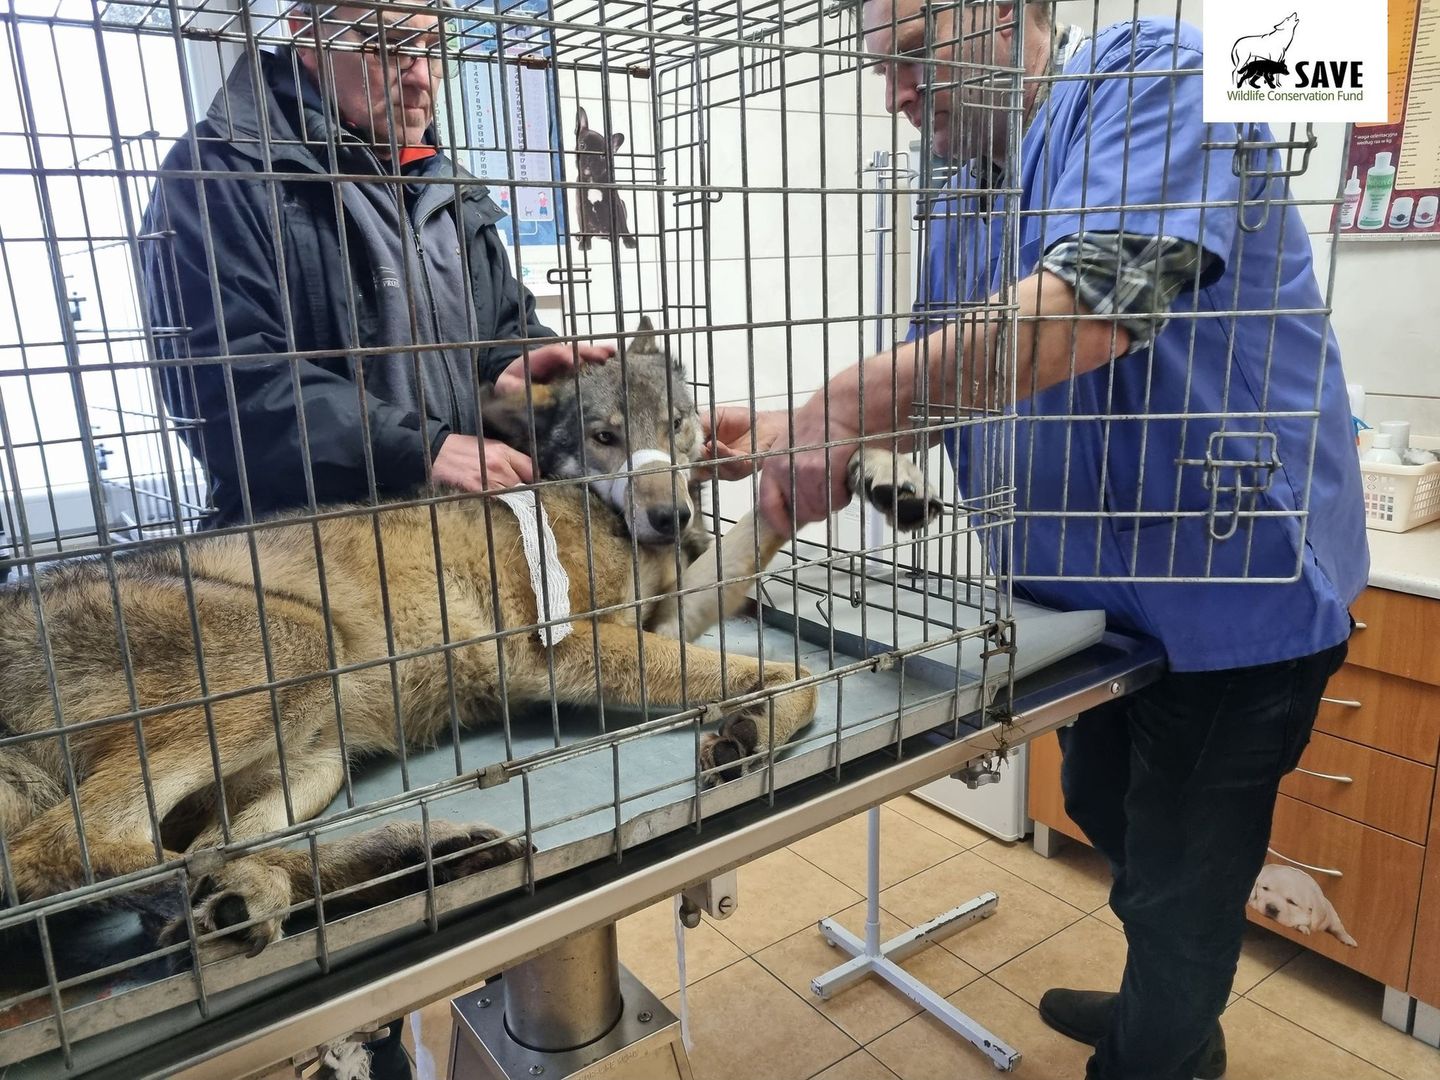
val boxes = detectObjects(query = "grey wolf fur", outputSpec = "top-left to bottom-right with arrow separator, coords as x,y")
573,106 -> 637,251
0,318 -> 939,963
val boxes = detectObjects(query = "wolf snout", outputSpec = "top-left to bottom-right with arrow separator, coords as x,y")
646,503 -> 692,537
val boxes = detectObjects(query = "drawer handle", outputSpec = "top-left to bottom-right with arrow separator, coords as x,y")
1353,620 -> 1367,631
1293,766 -> 1353,784
1321,696 -> 1362,709
1267,847 -> 1343,878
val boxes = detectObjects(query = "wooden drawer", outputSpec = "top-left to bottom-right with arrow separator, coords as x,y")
1026,730 -> 1090,846
1407,771 -> 1440,1007
1348,589 -> 1440,687
1314,664 -> 1440,765
1279,731 -> 1434,842
1249,795 -> 1425,989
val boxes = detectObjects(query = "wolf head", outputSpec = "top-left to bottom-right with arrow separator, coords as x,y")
481,317 -> 703,545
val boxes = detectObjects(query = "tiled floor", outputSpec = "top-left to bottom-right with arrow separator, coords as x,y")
307,796 -> 1438,1079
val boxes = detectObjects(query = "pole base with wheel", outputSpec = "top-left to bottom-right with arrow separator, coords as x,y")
811,807 -> 1021,1072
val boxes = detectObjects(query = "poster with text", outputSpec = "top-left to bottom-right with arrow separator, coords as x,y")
1334,0 -> 1440,237
449,0 -> 566,293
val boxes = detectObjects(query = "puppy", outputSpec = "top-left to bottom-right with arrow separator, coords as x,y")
1248,863 -> 1357,946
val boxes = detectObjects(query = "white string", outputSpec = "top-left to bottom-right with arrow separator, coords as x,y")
494,490 -> 572,647
674,895 -> 693,1052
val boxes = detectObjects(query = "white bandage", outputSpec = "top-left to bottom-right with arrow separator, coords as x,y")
588,448 -> 676,512
494,490 -> 573,648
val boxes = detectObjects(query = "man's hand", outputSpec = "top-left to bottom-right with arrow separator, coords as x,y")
432,434 -> 534,491
698,406 -> 788,481
755,398 -> 858,537
494,341 -> 614,396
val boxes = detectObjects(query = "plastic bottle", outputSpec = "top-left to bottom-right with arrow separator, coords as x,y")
1361,432 -> 1404,465
1339,166 -> 1362,228
1357,152 -> 1396,230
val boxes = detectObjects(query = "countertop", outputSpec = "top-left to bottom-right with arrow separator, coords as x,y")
1366,519 -> 1440,600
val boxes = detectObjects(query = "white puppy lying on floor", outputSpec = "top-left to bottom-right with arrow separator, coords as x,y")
1248,863 -> 1357,946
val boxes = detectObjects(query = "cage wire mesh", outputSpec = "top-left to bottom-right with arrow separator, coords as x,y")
0,0 -> 1343,1070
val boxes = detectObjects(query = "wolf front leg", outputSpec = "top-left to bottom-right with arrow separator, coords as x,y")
551,623 -> 817,783
647,446 -> 944,642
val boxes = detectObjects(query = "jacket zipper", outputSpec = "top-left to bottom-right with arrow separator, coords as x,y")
407,213 -> 461,430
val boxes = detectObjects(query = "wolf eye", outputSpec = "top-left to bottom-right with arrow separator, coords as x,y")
593,430 -> 616,446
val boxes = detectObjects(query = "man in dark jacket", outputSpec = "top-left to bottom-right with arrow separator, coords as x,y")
143,0 -> 608,529
141,4 -> 607,1075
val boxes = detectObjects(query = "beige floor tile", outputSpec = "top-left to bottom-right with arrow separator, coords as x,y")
1247,950 -> 1440,1080
704,847 -> 862,955
1219,997 -> 1396,1080
619,898 -> 747,999
868,977 -> 1092,1080
880,852 -> 1085,973
660,958 -> 857,1080
404,993 -> 469,1080
1054,910 -> 1303,998
1093,903 -> 1122,932
885,796 -> 991,849
971,837 -> 1114,913
991,916 -> 1127,1007
790,806 -> 964,893
754,901 -> 982,1044
1231,923 -> 1303,996
809,1049 -> 904,1080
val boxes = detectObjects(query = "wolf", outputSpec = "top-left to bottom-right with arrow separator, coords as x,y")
0,318 -> 940,961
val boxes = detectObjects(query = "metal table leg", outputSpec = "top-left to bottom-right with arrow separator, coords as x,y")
450,924 -> 695,1079
811,807 -> 1021,1071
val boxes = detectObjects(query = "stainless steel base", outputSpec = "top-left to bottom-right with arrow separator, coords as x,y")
811,808 -> 1020,1072
449,965 -> 694,1080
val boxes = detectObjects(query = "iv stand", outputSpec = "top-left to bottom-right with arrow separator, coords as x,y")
808,150 -> 1020,1073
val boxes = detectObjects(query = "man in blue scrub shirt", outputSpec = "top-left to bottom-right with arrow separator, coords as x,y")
704,3 -> 1369,1078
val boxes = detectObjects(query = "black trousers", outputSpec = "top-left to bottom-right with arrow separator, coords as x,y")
1057,639 -> 1348,1080
365,1019 -> 412,1080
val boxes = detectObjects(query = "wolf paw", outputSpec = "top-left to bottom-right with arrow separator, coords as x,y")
162,857 -> 292,963
848,450 -> 944,532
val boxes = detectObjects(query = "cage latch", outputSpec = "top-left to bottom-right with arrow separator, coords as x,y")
678,870 -> 738,928
1187,430 -> 1281,541
477,762 -> 510,789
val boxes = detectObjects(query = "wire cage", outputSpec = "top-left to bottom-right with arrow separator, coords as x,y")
0,0 -> 1349,1074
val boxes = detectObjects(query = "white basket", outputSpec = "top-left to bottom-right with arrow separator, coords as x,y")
1357,433 -> 1440,533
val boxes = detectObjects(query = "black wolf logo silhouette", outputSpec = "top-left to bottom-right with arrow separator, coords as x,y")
1231,12 -> 1299,90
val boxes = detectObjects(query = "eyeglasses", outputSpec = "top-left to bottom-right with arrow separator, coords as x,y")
309,16 -> 440,71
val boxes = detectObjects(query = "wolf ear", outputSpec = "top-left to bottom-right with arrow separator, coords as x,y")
631,315 -> 658,355
576,106 -> 589,136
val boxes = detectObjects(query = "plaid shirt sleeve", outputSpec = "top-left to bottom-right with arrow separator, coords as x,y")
1039,233 -> 1221,348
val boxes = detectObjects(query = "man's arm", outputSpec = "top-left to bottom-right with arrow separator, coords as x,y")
144,156 -> 453,512
755,225 -> 1215,535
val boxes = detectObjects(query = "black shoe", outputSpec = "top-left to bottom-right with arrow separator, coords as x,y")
1038,988 -> 1227,1080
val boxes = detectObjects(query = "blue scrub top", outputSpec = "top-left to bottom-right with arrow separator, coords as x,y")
912,18 -> 1368,672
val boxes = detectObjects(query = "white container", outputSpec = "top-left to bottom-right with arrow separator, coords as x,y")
1362,432 -> 1404,464
1389,196 -> 1415,228
1377,419 -> 1411,452
1417,196 -> 1438,228
1339,166 -> 1363,228
1358,433 -> 1440,533
1357,152 -> 1396,230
